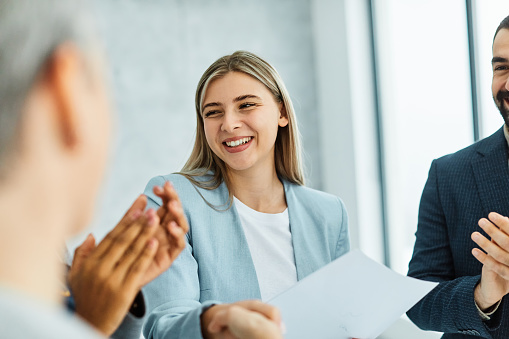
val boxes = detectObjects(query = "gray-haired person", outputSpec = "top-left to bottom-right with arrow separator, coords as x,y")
0,0 -> 189,338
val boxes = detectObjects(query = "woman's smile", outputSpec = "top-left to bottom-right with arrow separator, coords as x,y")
222,136 -> 254,153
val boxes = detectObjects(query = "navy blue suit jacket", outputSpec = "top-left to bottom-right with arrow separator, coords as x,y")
407,127 -> 509,338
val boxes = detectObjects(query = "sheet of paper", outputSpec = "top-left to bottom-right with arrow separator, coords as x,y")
269,250 -> 437,339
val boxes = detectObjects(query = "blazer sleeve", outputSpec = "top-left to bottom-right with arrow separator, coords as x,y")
142,176 -> 219,339
407,160 -> 499,338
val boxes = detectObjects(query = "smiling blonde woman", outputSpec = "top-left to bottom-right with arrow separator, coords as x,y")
142,51 -> 350,339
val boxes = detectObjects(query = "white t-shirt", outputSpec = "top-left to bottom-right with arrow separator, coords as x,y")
234,196 -> 298,301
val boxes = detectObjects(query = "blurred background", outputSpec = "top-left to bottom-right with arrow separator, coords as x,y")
67,0 -> 509,337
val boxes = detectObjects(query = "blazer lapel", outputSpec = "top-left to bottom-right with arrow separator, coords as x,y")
471,127 -> 509,217
200,181 -> 262,300
284,181 -> 328,281
228,201 -> 262,299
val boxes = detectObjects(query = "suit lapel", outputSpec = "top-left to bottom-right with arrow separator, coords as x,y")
471,127 -> 509,217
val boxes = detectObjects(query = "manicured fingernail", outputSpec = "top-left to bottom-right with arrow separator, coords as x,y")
472,249 -> 480,257
472,232 -> 480,241
169,221 -> 178,229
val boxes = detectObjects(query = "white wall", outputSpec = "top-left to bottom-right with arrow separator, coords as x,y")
311,0 -> 385,262
372,0 -> 474,275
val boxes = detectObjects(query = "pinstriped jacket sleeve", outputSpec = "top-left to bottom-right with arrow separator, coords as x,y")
407,160 -> 498,338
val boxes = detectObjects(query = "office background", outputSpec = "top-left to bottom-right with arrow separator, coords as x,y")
67,0 -> 509,337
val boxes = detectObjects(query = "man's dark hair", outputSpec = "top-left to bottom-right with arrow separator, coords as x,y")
494,15 -> 509,40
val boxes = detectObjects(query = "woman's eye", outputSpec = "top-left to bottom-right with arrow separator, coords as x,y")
204,111 -> 220,118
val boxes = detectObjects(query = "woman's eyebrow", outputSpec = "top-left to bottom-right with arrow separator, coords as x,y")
233,94 -> 262,102
202,101 -> 222,110
202,95 -> 262,110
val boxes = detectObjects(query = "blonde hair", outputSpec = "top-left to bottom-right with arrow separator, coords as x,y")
178,50 -> 304,208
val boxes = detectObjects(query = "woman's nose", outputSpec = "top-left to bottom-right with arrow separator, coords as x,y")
221,110 -> 241,132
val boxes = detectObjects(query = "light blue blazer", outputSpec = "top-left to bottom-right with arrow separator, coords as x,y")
142,173 -> 350,339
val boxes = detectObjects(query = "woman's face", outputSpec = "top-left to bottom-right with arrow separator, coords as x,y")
201,71 -> 288,174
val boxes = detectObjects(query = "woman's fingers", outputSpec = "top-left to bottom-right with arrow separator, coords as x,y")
167,221 -> 187,260
169,199 -> 189,233
155,182 -> 183,227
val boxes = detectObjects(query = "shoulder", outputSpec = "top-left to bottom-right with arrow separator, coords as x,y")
434,127 -> 504,170
285,181 -> 349,259
285,181 -> 346,221
288,183 -> 343,207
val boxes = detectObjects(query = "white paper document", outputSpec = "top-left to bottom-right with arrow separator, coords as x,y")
269,250 -> 438,339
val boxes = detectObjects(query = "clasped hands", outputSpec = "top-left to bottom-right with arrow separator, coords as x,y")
68,181 -> 189,336
471,212 -> 509,312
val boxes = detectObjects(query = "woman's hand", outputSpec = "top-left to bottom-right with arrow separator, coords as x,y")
142,181 -> 189,286
68,195 -> 160,335
202,300 -> 283,339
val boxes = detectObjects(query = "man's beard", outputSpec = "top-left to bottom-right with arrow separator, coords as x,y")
495,90 -> 509,127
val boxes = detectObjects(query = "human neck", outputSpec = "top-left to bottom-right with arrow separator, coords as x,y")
0,166 -> 71,307
228,165 -> 286,213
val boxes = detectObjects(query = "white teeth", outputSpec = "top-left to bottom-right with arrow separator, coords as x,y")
225,137 -> 252,147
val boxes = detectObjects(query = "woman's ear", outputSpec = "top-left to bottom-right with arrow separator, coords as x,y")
278,103 -> 289,127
